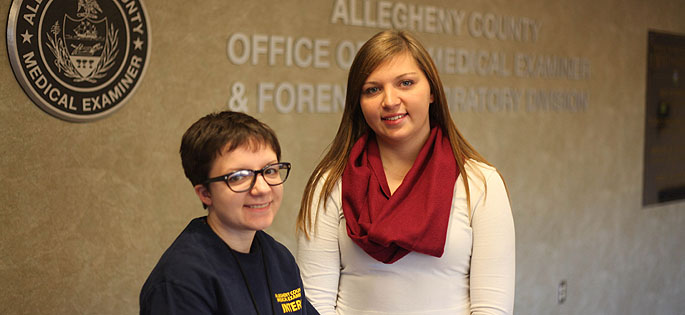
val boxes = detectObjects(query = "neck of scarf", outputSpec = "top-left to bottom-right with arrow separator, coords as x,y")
341,126 -> 459,264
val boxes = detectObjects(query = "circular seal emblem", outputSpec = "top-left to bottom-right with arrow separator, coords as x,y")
6,0 -> 151,122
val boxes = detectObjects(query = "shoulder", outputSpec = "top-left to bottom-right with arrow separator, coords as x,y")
312,171 -> 343,211
257,231 -> 297,263
162,217 -> 219,265
456,159 -> 508,212
141,218 -> 220,296
257,231 -> 305,277
460,160 -> 510,218
462,159 -> 502,189
464,159 -> 498,177
314,170 -> 342,194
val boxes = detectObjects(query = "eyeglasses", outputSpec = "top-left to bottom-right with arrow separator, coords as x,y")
203,162 -> 291,193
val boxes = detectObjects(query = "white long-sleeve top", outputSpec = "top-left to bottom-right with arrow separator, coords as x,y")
297,160 -> 515,315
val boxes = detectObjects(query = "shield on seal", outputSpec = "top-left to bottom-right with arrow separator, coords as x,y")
62,15 -> 108,79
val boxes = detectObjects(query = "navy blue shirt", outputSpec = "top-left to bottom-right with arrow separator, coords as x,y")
140,217 -> 319,315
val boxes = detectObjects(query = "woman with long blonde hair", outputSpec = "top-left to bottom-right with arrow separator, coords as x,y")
297,30 -> 515,315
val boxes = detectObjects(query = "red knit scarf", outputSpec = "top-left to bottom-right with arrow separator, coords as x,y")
341,127 -> 459,264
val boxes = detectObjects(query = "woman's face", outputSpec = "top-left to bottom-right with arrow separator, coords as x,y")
359,52 -> 433,148
198,144 -> 283,241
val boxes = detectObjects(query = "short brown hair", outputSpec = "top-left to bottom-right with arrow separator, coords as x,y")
180,111 -> 281,187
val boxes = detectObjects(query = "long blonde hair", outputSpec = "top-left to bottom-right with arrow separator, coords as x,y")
297,30 -> 490,238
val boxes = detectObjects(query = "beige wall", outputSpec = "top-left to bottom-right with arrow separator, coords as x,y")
2,0 -> 684,314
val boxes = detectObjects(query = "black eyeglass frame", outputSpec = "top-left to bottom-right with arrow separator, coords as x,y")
203,162 -> 291,193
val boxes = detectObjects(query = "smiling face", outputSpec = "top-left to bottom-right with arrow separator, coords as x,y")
195,142 -> 282,243
360,52 -> 433,148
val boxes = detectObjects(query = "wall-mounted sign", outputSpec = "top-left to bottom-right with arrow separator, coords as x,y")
6,0 -> 151,122
221,1 -> 591,115
643,31 -> 685,206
